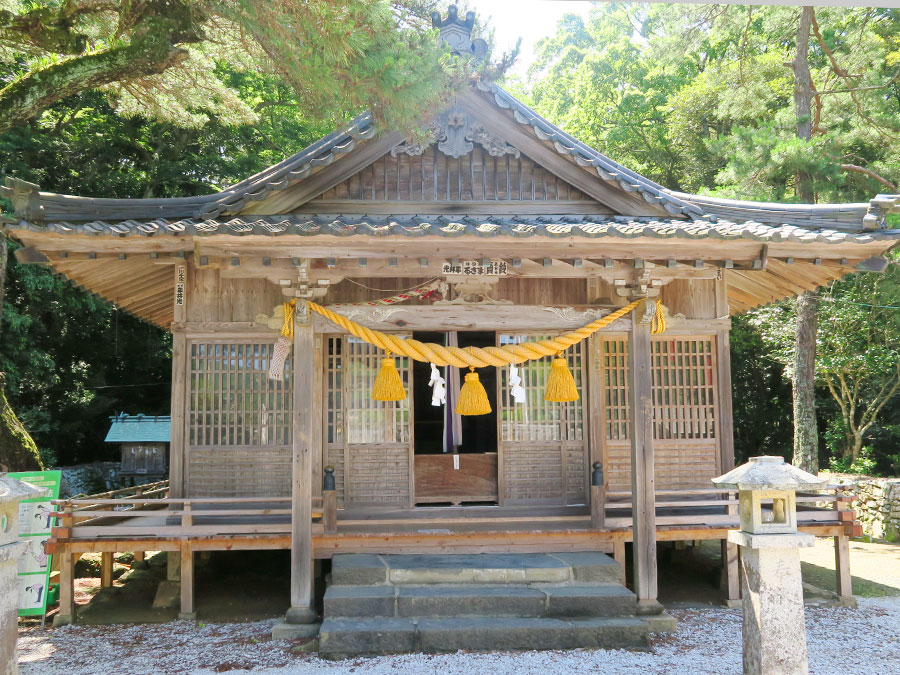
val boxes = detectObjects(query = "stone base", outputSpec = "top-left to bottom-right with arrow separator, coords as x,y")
725,598 -> 742,609
152,580 -> 180,609
740,542 -> 810,674
635,599 -> 664,616
51,613 -> 74,628
290,638 -> 320,653
177,612 -> 197,621
642,611 -> 678,633
838,596 -> 858,609
284,605 -> 317,624
272,621 -> 321,640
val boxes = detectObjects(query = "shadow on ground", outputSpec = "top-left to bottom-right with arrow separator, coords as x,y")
74,550 -> 293,625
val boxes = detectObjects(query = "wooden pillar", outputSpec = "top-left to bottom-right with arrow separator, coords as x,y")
723,540 -> 741,607
178,544 -> 195,620
629,311 -> 659,612
100,551 -> 114,589
169,263 -> 188,499
286,317 -> 316,624
133,550 -> 145,564
716,328 -> 736,473
53,550 -> 75,627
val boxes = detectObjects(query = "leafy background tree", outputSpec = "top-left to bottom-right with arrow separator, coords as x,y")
522,4 -> 900,474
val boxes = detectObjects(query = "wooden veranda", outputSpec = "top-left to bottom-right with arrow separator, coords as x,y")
47,482 -> 858,620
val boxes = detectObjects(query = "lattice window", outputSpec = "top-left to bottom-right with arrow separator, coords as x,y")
602,340 -> 629,441
498,336 -> 584,442
599,336 -> 718,441
326,337 -> 343,445
344,336 -> 410,445
651,338 -> 716,440
187,342 -> 292,447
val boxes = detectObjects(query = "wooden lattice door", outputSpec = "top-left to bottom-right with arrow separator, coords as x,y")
184,340 -> 293,497
497,335 -> 588,506
331,335 -> 413,508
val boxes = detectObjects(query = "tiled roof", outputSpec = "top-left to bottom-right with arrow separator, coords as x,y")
105,414 -> 171,443
8,215 -> 897,245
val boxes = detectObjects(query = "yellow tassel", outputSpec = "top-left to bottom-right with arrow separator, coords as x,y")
544,353 -> 579,402
372,352 -> 407,401
456,368 -> 492,416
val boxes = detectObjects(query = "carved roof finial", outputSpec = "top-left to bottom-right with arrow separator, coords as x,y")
431,5 -> 487,60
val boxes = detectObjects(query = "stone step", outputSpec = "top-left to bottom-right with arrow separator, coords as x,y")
324,583 -> 637,618
318,616 -> 649,658
330,551 -> 622,586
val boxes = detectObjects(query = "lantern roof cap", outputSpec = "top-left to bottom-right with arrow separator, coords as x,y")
712,456 -> 826,491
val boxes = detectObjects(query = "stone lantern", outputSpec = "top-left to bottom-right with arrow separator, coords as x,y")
1,473 -> 48,675
713,456 -> 826,675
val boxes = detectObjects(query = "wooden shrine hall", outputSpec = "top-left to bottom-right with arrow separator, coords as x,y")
4,7 -> 898,635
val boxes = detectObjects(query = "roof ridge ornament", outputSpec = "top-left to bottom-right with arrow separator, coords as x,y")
431,5 -> 487,60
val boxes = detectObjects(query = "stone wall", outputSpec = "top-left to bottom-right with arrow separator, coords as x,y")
844,478 -> 900,542
57,462 -> 122,498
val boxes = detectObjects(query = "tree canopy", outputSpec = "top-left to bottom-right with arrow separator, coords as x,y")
523,4 -> 900,473
0,0 -> 463,135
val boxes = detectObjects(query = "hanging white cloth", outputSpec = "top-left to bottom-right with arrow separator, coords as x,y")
509,365 -> 526,405
429,363 -> 447,407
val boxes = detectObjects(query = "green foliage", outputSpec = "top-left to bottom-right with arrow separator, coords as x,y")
526,5 -> 900,198
525,5 -> 900,474
0,0 -> 482,134
728,315 -> 794,464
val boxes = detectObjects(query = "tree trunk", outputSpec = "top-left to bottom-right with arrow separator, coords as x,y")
0,235 -> 43,471
792,291 -> 819,472
792,7 -> 815,203
790,7 -> 819,474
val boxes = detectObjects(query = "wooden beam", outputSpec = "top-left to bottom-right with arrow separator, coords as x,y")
629,312 -> 659,611
286,318 -> 316,624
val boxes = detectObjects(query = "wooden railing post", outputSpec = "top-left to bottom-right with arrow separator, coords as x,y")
53,504 -> 76,627
834,487 -> 854,604
323,466 -> 337,534
590,462 -> 605,529
101,551 -> 114,589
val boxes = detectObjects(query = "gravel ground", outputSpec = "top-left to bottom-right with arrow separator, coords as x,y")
17,597 -> 900,675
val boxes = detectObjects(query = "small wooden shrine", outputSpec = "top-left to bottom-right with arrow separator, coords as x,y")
105,413 -> 171,485
4,7 -> 896,627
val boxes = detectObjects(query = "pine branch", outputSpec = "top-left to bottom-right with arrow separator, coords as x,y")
840,164 -> 898,192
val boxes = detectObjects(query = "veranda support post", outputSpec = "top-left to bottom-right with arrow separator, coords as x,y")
629,311 -> 660,613
285,316 -> 316,626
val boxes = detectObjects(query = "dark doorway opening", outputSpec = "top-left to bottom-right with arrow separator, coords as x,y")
412,331 -> 498,455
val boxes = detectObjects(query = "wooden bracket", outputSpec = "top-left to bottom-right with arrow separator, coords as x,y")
614,270 -> 662,299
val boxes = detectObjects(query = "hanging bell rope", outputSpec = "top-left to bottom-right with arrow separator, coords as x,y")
306,298 -> 650,369
267,299 -> 296,381
305,298 -> 666,412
